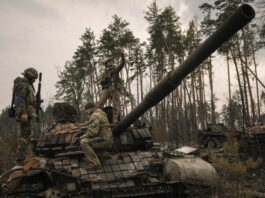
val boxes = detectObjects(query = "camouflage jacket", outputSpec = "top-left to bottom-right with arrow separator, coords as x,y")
81,108 -> 113,143
13,77 -> 36,120
99,54 -> 125,90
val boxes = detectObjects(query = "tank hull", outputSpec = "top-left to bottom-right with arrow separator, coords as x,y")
2,150 -> 217,198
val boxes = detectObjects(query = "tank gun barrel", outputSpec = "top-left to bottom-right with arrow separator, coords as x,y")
113,4 -> 255,136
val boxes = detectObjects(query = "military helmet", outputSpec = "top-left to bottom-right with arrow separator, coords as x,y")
23,67 -> 38,79
85,100 -> 96,110
104,57 -> 114,66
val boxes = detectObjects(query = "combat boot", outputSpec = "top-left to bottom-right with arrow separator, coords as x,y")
97,151 -> 111,162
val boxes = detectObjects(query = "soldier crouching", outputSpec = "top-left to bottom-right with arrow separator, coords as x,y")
80,100 -> 113,170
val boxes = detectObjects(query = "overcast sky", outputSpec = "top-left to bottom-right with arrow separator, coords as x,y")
0,0 -> 264,113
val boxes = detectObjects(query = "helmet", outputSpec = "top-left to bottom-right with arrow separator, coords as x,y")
104,57 -> 114,66
23,67 -> 38,79
85,100 -> 96,110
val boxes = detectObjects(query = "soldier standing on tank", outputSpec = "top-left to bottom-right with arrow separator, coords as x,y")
80,100 -> 113,170
13,68 -> 39,166
98,47 -> 125,123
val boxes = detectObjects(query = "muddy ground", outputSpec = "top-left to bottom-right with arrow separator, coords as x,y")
200,148 -> 265,198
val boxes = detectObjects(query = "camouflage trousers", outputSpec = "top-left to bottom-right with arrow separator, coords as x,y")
98,87 -> 120,123
16,119 -> 36,164
80,137 -> 113,167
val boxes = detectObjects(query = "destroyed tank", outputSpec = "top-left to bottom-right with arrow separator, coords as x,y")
197,123 -> 229,149
0,4 -> 255,198
198,123 -> 265,156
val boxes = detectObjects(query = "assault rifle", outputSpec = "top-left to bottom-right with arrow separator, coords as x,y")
32,72 -> 43,151
36,72 -> 43,122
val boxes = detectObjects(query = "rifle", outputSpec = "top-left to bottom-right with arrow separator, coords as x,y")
31,72 -> 43,151
36,72 -> 43,122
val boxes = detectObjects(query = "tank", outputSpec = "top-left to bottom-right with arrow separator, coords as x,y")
197,123 -> 229,149
198,123 -> 265,156
240,125 -> 265,156
0,4 -> 255,198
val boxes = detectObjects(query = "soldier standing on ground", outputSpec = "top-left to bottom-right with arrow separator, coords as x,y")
80,100 -> 113,170
13,68 -> 38,166
98,47 -> 125,123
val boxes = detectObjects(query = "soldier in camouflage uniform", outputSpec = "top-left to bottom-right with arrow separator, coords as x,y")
98,47 -> 125,123
13,67 -> 38,166
80,100 -> 113,170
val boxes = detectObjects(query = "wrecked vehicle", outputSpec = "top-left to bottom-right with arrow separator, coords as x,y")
198,123 -> 265,157
197,123 -> 229,149
239,125 -> 265,156
0,4 -> 255,198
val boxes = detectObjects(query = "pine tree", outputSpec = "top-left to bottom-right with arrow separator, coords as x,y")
55,29 -> 97,119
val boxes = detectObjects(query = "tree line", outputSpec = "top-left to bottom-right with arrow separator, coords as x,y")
1,0 -> 265,146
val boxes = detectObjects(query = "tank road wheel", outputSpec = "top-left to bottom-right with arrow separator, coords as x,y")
44,188 -> 62,198
207,139 -> 216,149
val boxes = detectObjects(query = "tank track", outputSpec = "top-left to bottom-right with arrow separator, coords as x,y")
2,178 -> 45,197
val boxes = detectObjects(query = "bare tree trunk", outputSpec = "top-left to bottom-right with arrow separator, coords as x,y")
139,61 -> 144,102
183,80 -> 191,144
165,40 -> 178,145
176,87 -> 185,145
120,69 -> 126,116
251,41 -> 260,121
125,63 -> 134,110
198,67 -> 205,129
208,57 -> 216,124
159,57 -> 167,139
227,53 -> 234,129
93,58 -> 100,100
91,74 -> 96,101
230,48 -> 247,128
136,68 -> 139,105
202,67 -> 207,125
148,63 -> 154,125
242,29 -> 256,125
191,74 -> 197,130
180,85 -> 185,144
235,36 -> 250,126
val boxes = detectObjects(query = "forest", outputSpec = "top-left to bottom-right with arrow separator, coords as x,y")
0,0 -> 265,155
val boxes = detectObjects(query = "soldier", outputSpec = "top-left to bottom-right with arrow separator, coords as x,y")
98,47 -> 125,123
13,67 -> 38,166
80,100 -> 113,170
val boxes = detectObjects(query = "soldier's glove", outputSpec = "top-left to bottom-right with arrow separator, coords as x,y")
71,132 -> 86,145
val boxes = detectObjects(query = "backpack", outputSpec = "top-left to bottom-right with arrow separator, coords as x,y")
8,77 -> 24,118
